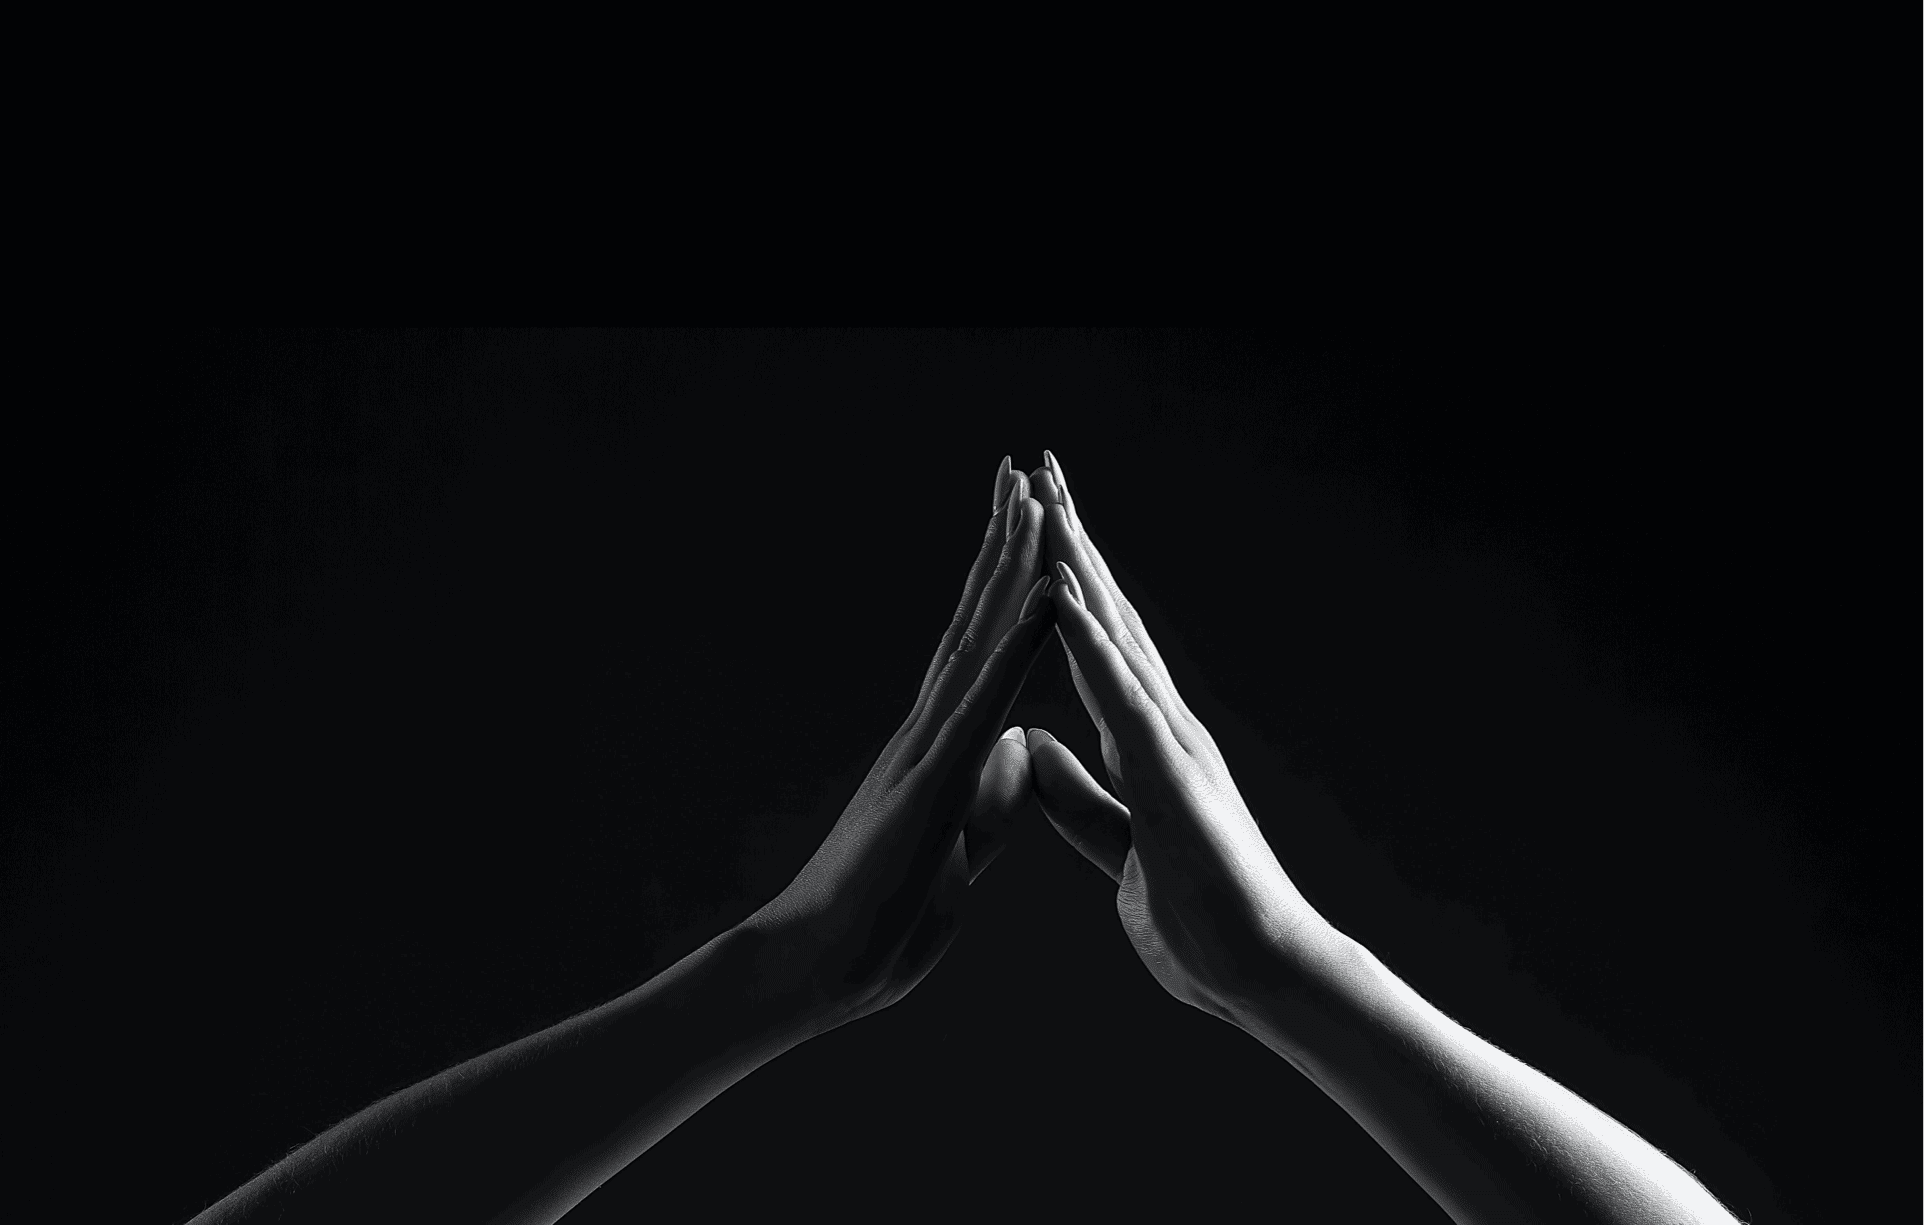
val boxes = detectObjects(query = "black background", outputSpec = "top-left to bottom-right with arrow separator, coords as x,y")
3,325 -> 1911,1224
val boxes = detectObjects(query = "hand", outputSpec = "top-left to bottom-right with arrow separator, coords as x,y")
1023,454 -> 1745,1225
746,458 -> 1055,1028
184,462 -> 1055,1225
1023,452 -> 1338,1030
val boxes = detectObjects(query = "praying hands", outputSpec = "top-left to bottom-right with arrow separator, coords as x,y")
190,455 -> 1741,1225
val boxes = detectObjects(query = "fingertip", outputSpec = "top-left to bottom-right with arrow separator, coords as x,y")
1053,562 -> 1085,608
1014,493 -> 1044,549
1012,573 -> 1049,623
1025,727 -> 1058,749
1000,725 -> 1026,745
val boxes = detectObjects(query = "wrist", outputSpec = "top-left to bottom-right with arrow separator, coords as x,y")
728,911 -> 864,1041
1230,921 -> 1454,1100
1215,917 -> 1381,1057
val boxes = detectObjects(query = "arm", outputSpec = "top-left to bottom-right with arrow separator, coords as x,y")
192,457 -> 1055,1225
192,923 -> 836,1225
1022,452 -> 1738,1225
1237,927 -> 1735,1225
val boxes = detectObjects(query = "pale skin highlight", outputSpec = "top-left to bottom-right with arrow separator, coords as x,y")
1026,452 -> 1739,1225
185,452 -> 1741,1225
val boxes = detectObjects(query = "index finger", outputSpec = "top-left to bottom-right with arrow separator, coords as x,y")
1048,453 -> 1184,704
1031,458 -> 1201,737
895,459 -> 1030,747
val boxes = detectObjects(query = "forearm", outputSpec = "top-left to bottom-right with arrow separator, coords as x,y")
192,921 -> 834,1225
1235,927 -> 1737,1225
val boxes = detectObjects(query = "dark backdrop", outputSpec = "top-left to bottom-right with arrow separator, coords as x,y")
4,327 -> 1911,1224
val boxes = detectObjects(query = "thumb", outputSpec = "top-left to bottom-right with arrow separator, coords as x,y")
962,726 -> 1032,883
1028,727 -> 1132,883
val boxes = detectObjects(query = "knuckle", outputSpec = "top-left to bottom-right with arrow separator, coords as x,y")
1121,683 -> 1159,719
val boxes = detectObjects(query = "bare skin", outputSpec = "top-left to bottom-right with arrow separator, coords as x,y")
187,453 -> 1742,1225
190,461 -> 1054,1225
1023,451 -> 1740,1225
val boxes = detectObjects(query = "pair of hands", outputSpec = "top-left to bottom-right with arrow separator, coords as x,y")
748,453 -> 1329,1036
195,451 -> 1740,1225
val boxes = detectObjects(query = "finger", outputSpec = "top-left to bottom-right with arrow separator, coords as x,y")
910,576 -> 1057,796
899,459 -> 1028,744
1070,521 -> 1212,747
961,726 -> 1032,884
1048,560 -> 1183,773
1054,634 -> 1128,795
1027,727 -> 1131,883
900,483 -> 1043,760
1034,458 -> 1206,745
1045,451 -> 1186,713
1032,462 -> 1187,725
1038,453 -> 1179,705
1026,469 -> 1121,742
955,479 -> 1041,682
906,461 -> 1024,727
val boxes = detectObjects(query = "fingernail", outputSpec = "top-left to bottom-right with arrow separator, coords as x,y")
1008,495 -> 1026,543
1055,561 -> 1083,606
1003,487 -> 1023,544
1039,451 -> 1067,506
991,455 -> 1012,514
1000,725 -> 1026,744
1026,727 -> 1058,747
1049,450 -> 1068,495
1016,573 -> 1050,620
